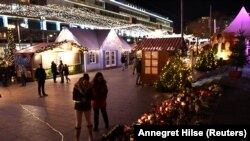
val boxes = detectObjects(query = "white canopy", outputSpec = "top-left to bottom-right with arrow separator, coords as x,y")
224,6 -> 250,36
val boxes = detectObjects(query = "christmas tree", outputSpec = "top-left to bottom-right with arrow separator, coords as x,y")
229,34 -> 247,71
155,51 -> 192,92
194,45 -> 217,72
5,27 -> 16,65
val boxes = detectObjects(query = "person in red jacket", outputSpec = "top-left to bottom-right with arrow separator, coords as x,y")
91,72 -> 109,131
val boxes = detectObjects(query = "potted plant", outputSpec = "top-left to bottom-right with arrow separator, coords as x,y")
229,34 -> 247,78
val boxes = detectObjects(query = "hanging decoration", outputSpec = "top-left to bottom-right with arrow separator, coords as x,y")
0,3 -> 153,37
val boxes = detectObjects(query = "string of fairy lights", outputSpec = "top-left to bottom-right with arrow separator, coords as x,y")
0,3 -> 154,37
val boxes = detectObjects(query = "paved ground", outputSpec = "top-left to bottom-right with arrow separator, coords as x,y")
0,65 -> 250,141
0,67 -> 167,141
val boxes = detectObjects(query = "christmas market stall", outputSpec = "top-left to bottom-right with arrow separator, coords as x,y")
14,41 -> 87,81
55,28 -> 132,71
135,37 -> 187,85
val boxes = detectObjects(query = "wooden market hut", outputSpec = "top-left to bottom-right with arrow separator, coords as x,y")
14,41 -> 87,81
135,37 -> 187,85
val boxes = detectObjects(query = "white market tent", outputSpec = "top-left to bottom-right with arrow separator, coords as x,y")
224,6 -> 250,36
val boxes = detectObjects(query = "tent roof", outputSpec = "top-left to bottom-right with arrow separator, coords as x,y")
55,28 -> 110,50
14,41 -> 87,54
56,28 -> 132,50
119,37 -> 132,50
135,37 -> 187,51
224,6 -> 250,36
14,43 -> 54,54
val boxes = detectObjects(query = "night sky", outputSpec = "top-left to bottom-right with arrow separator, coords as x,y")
125,0 -> 250,33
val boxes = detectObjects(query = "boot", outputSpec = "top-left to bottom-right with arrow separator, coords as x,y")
87,124 -> 93,141
75,127 -> 81,141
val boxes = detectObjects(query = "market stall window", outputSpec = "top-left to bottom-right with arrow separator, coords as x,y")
89,52 -> 97,64
144,51 -> 158,74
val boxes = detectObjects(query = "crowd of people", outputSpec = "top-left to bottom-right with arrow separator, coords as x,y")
0,62 -> 17,87
51,60 -> 71,84
1,56 -> 143,141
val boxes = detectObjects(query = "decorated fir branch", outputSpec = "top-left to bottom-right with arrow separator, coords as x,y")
5,27 -> 16,65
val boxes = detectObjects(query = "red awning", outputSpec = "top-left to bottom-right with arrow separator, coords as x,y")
135,38 -> 186,51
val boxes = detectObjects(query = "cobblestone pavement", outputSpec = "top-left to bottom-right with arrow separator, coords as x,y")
0,67 -> 166,141
1,64 -> 250,141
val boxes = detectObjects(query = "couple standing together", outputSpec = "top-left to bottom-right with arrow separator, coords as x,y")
73,72 -> 109,141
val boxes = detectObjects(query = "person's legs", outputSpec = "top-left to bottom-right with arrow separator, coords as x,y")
100,108 -> 109,129
53,73 -> 57,83
23,76 -> 26,86
93,108 -> 99,131
41,81 -> 47,96
75,110 -> 83,141
60,73 -> 64,83
21,74 -> 25,86
136,73 -> 140,85
122,63 -> 125,71
84,110 -> 93,141
38,81 -> 41,97
138,73 -> 142,84
65,75 -> 70,83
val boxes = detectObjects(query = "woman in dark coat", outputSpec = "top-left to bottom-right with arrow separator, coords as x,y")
73,73 -> 93,141
91,72 -> 109,131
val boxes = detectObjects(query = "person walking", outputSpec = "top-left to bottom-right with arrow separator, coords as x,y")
51,61 -> 58,83
1,63 -> 10,87
120,55 -> 126,71
58,60 -> 64,83
35,64 -> 48,97
91,72 -> 109,131
136,59 -> 142,85
73,73 -> 93,141
132,56 -> 138,75
64,64 -> 70,83
19,64 -> 27,86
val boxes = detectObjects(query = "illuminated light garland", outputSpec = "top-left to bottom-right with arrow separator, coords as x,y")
21,104 -> 64,141
35,40 -> 88,53
0,4 -> 154,37
5,26 -> 16,65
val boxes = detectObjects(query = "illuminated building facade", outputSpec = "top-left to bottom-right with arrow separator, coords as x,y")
0,0 -> 173,65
